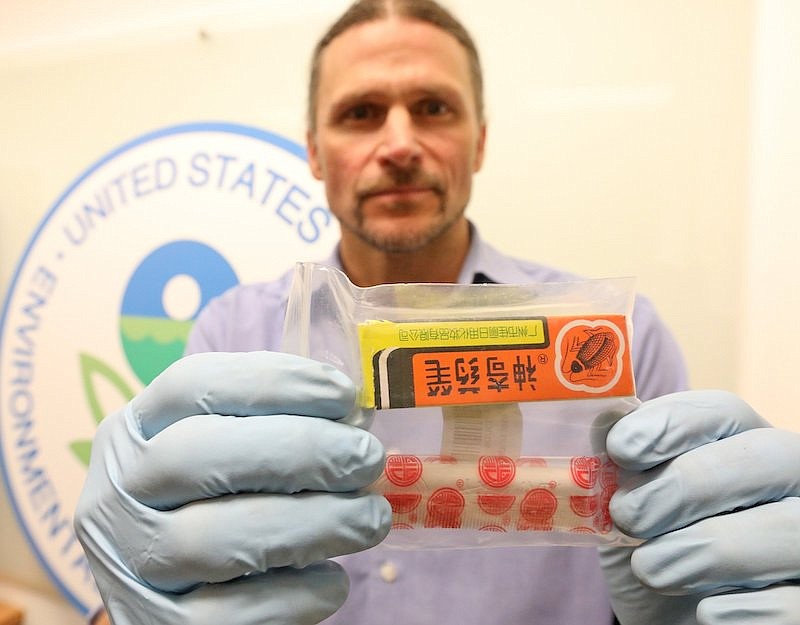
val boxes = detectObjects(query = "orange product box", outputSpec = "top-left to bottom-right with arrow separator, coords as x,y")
358,315 -> 634,409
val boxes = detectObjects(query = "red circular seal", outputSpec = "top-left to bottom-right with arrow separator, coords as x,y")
569,495 -> 599,518
478,455 -> 516,488
518,488 -> 558,531
570,456 -> 601,489
424,487 -> 465,528
477,493 -> 516,516
384,492 -> 423,515
385,454 -> 423,487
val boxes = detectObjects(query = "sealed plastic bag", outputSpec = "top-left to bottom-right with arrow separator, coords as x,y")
281,262 -> 641,548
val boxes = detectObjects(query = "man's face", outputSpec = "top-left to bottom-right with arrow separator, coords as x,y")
307,17 -> 486,254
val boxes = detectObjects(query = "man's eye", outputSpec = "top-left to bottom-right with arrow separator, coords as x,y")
416,100 -> 450,117
344,104 -> 379,121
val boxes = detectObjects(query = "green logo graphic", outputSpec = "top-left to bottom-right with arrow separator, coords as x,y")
71,240 -> 238,465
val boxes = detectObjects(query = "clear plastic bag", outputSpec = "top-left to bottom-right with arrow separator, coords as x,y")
281,262 -> 641,548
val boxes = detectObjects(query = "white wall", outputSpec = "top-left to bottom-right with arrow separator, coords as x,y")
738,0 -> 800,427
1,0 -> 796,619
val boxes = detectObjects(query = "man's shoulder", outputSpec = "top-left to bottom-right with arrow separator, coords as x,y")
486,248 -> 658,325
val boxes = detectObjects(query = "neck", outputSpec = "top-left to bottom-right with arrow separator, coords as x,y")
339,220 -> 471,286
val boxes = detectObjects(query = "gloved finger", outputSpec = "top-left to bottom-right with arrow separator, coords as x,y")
189,564 -> 348,625
132,491 -> 391,592
611,428 -> 800,537
598,544 -> 702,624
124,414 -> 385,508
696,584 -> 800,625
607,390 -> 769,471
132,352 -> 357,439
630,498 -> 800,595
172,562 -> 350,625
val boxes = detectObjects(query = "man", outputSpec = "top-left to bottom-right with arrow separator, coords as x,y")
76,2 -> 800,624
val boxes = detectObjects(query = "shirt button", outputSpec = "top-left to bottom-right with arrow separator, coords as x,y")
379,560 -> 399,583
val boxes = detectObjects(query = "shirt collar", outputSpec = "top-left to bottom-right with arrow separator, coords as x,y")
456,223 -> 537,285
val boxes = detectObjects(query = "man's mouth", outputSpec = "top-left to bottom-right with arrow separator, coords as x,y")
366,186 -> 434,199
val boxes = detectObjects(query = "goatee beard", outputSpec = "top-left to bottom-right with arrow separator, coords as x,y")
347,199 -> 466,254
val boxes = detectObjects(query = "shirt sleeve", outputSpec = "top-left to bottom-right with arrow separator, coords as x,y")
184,292 -> 229,355
184,281 -> 288,356
630,294 -> 689,401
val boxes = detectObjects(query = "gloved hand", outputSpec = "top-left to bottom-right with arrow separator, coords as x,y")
600,390 -> 800,624
74,351 -> 391,625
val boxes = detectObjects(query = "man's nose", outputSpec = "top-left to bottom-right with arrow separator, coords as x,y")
376,107 -> 421,168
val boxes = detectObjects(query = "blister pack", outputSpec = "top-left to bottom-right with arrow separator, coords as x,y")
281,262 -> 641,548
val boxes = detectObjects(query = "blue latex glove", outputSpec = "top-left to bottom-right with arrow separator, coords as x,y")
74,351 -> 391,625
600,390 -> 800,624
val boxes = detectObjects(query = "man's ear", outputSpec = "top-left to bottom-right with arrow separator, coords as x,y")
473,122 -> 487,173
306,130 -> 323,180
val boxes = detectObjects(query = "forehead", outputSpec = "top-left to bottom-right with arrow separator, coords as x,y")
316,17 -> 474,109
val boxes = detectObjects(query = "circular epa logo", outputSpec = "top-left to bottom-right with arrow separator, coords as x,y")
0,122 -> 337,614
